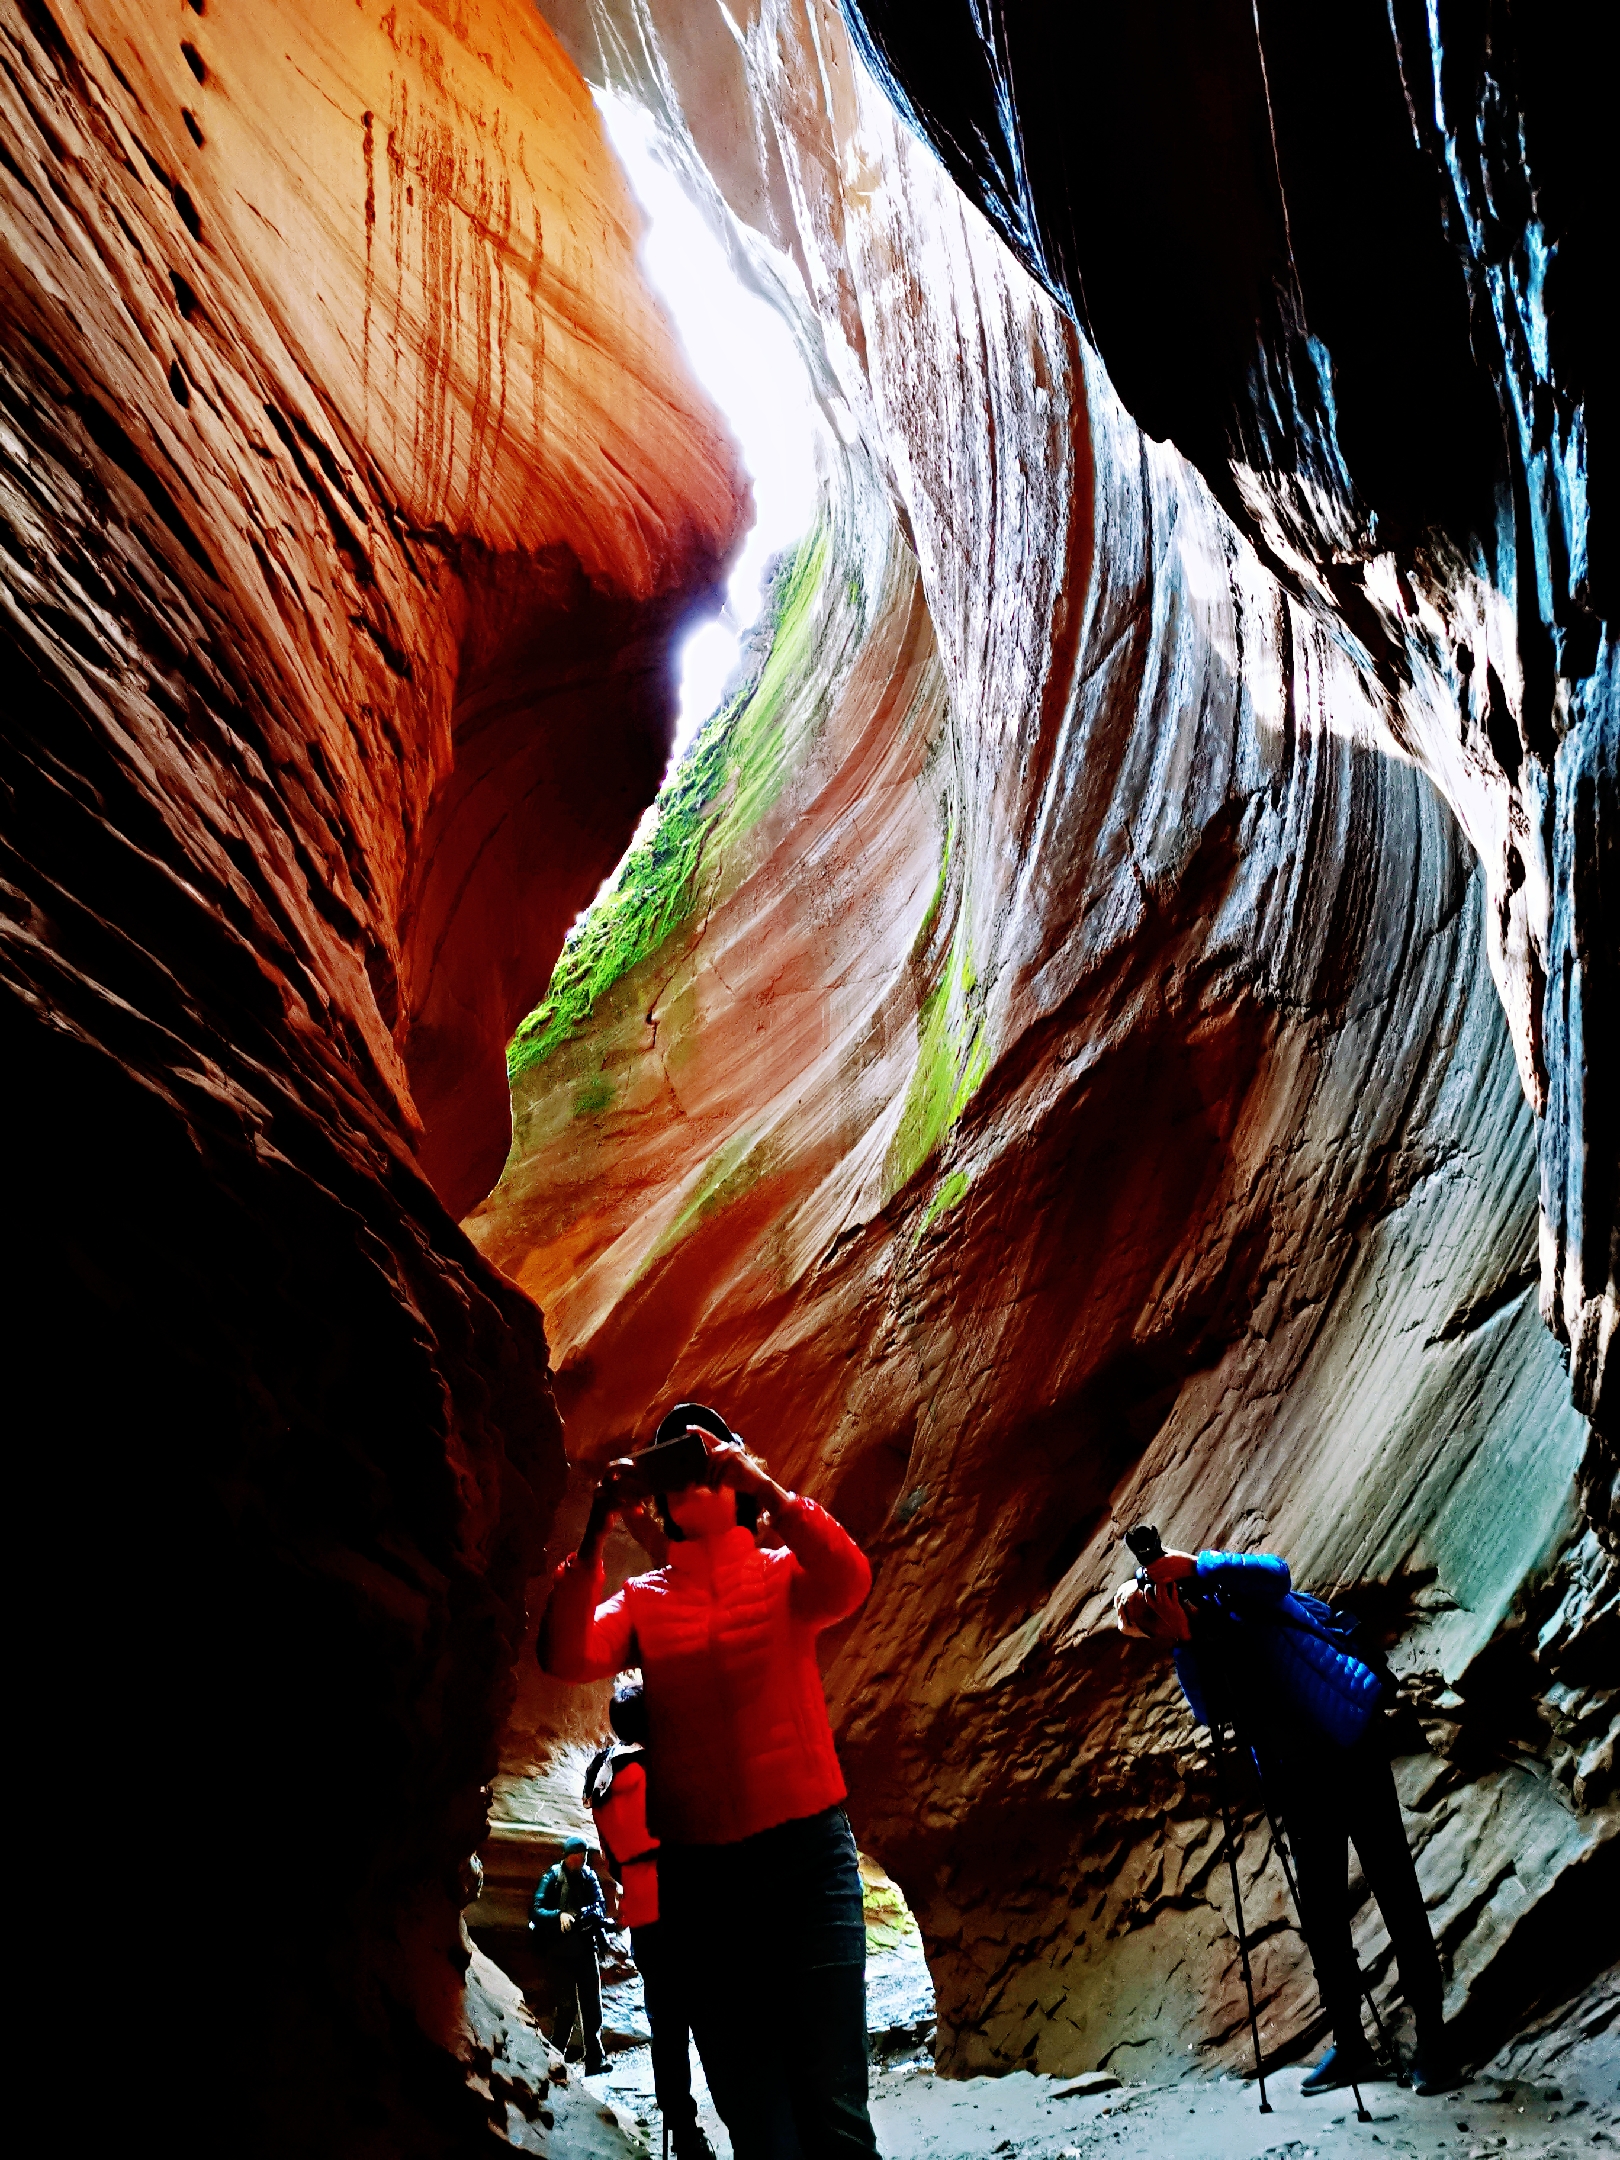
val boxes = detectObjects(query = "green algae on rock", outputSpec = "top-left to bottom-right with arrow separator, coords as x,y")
507,524 -> 832,1081
884,938 -> 990,1200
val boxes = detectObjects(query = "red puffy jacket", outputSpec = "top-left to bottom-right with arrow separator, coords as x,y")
543,1497 -> 871,1846
591,1752 -> 660,1929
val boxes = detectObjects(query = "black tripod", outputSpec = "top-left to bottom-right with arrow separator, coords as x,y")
1209,1721 -> 1374,2123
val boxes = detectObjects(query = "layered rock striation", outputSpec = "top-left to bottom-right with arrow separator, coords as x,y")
2,0 -> 742,2147
838,0 -> 1616,1450
482,0 -> 1615,2083
7,0 -> 1611,2132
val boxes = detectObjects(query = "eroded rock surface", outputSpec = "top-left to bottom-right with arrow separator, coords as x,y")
836,0 -> 1616,1449
2,0 -> 741,2147
480,0 -> 1616,2084
7,0 -> 1611,2135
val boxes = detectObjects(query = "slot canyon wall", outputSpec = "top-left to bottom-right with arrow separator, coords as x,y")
2,0 -> 743,2148
2,0 -> 1612,2148
477,0 -> 1617,2087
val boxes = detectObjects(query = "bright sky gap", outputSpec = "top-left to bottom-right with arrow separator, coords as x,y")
594,92 -> 824,770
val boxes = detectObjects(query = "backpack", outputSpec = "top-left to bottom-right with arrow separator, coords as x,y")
1187,1558 -> 1392,1752
1285,1589 -> 1394,1688
1265,1590 -> 1390,1748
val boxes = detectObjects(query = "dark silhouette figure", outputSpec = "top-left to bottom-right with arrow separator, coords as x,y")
530,1837 -> 608,2075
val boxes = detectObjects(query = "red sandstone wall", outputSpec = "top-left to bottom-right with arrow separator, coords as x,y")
486,0 -> 1614,2082
5,0 -> 746,1208
1,1 -> 744,2146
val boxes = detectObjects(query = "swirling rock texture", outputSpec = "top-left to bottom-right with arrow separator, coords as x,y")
1,0 -> 743,2149
834,0 -> 1614,1454
479,0 -> 1617,2086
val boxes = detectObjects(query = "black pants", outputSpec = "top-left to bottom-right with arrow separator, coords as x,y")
659,1806 -> 878,2160
1258,1733 -> 1443,2051
547,1947 -> 605,2070
632,1922 -> 699,2132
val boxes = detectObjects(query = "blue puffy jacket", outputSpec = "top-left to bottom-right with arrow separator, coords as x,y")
1171,1551 -> 1386,1752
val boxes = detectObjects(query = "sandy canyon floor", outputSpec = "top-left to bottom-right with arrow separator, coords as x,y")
586,2036 -> 1616,2160
570,1950 -> 1616,2160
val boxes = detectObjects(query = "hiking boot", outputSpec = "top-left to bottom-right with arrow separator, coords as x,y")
672,2125 -> 717,2160
1301,2043 -> 1380,2095
583,2055 -> 609,2077
1410,2032 -> 1460,2095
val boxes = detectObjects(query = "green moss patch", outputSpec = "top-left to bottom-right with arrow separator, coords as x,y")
912,812 -> 953,962
917,1169 -> 969,1238
571,1075 -> 613,1118
507,528 -> 831,1081
861,1867 -> 920,1954
711,522 -> 831,843
884,937 -> 988,1201
642,1126 -> 766,1271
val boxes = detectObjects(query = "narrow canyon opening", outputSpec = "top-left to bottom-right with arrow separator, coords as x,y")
590,89 -> 824,775
3,3 -> 1611,2158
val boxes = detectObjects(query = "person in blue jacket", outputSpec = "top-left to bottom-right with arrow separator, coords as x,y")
1114,1543 -> 1456,2097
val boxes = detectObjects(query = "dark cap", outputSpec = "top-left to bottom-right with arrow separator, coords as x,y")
563,1835 -> 589,1855
653,1401 -> 733,1447
610,1676 -> 648,1746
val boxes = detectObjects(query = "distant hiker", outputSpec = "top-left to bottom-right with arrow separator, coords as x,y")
529,1836 -> 609,2075
1115,1542 -> 1457,2096
541,1402 -> 877,2160
586,1676 -> 716,2160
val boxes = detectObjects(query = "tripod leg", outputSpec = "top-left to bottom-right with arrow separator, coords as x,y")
1211,1726 -> 1271,2114
1357,1967 -> 1405,2085
1350,2078 -> 1372,2123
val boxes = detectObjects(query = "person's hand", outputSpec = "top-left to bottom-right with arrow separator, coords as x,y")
582,1457 -> 641,1555
557,1911 -> 574,1934
705,1437 -> 793,1519
705,1439 -> 772,1495
1114,1576 -> 1191,1643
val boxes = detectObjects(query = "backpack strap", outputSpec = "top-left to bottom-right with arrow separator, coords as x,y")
584,1744 -> 616,1809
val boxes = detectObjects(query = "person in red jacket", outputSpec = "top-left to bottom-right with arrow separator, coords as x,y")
585,1679 -> 715,2160
541,1402 -> 877,2160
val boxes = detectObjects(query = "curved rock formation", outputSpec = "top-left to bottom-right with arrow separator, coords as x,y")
836,0 -> 1615,1449
480,0 -> 1615,2084
7,0 -> 1612,2136
2,0 -> 742,2146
